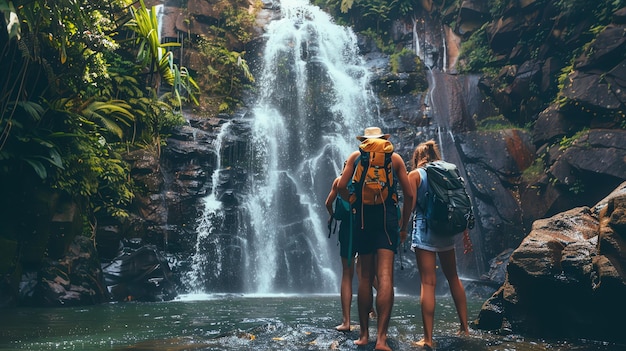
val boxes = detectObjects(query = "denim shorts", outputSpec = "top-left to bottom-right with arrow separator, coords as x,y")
410,215 -> 455,252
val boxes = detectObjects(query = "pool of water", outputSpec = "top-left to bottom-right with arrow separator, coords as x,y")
0,294 -> 622,350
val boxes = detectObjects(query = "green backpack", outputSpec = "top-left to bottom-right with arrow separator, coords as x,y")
420,160 -> 475,236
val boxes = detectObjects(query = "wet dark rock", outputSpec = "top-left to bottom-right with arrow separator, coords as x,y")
482,248 -> 514,285
487,16 -> 523,55
102,242 -> 177,302
463,163 -> 524,258
532,103 -> 589,146
550,129 -> 626,181
458,129 -> 535,178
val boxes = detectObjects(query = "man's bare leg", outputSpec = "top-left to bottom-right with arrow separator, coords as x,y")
374,248 -> 394,351
354,253 -> 375,346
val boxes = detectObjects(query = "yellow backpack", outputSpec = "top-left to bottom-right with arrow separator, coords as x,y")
350,138 -> 397,205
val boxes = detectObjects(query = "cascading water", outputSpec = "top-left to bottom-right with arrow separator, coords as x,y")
188,0 -> 381,294
413,17 -> 422,61
185,121 -> 238,293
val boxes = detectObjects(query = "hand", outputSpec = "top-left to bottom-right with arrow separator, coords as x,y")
400,229 -> 408,243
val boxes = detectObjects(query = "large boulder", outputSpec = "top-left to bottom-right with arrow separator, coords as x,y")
102,240 -> 177,302
474,182 -> 626,342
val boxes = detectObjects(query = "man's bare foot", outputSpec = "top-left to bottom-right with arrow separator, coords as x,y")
374,339 -> 392,351
411,339 -> 434,349
369,310 -> 377,319
353,335 -> 369,346
456,328 -> 470,336
335,323 -> 351,332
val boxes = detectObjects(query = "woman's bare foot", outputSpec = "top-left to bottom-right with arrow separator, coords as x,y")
411,339 -> 434,349
335,323 -> 351,332
456,328 -> 470,336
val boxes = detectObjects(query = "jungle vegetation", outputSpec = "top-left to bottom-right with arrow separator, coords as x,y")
0,0 -> 253,242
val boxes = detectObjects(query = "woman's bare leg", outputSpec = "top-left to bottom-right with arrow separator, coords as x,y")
414,248 -> 437,348
438,249 -> 469,335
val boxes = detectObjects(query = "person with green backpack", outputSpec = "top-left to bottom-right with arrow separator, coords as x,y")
407,140 -> 471,349
325,168 -> 357,332
326,167 -> 380,332
337,127 -> 413,351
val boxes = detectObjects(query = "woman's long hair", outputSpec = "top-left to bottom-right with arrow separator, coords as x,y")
411,140 -> 441,170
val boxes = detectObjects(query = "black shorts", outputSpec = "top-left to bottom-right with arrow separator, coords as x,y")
353,202 -> 399,255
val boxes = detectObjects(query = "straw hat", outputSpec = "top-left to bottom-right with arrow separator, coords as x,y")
356,127 -> 390,141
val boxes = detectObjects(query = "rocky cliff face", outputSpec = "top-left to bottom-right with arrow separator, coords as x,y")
383,0 -> 626,273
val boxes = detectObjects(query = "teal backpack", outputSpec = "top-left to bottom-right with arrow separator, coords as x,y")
333,197 -> 350,221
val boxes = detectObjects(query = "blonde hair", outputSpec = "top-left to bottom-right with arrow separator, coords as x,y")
411,140 -> 441,169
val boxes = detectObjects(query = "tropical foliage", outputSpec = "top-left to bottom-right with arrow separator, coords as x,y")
0,0 -> 197,233
313,0 -> 416,36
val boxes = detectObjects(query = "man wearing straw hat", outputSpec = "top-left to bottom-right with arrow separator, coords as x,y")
337,127 -> 413,351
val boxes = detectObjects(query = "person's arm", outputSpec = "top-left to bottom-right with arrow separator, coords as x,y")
337,152 -> 359,201
393,153 -> 414,243
324,177 -> 339,218
407,169 -> 421,212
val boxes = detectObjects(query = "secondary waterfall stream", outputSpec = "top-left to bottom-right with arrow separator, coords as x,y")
186,0 -> 380,294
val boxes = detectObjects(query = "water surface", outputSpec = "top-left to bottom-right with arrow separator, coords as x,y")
0,294 -> 622,350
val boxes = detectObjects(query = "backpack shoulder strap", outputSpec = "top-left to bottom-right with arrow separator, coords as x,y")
387,152 -> 397,202
415,167 -> 428,211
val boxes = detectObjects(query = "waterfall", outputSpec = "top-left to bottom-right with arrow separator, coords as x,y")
155,4 -> 164,42
185,121 -> 237,293
188,0 -> 380,295
442,26 -> 447,72
413,17 -> 422,60
243,0 -> 378,294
